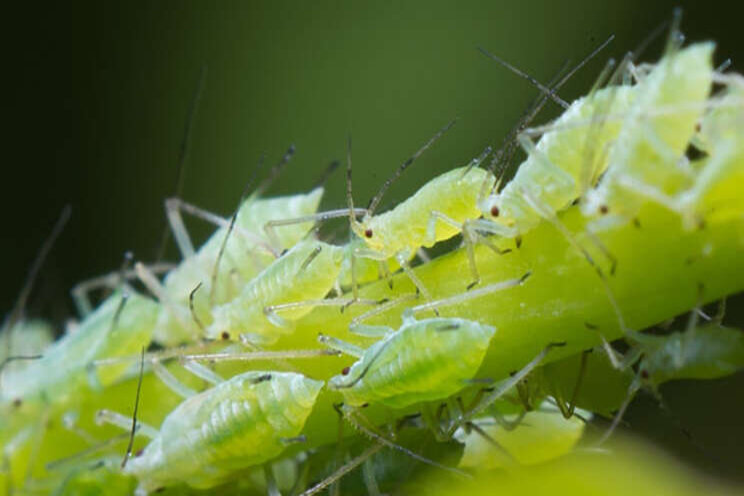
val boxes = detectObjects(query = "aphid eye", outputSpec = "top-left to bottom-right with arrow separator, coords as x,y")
640,369 -> 650,379
490,205 -> 500,217
695,122 -> 702,132
135,448 -> 144,457
12,398 -> 22,408
341,366 -> 350,376
221,331 -> 230,341
364,228 -> 373,238
599,204 -> 609,215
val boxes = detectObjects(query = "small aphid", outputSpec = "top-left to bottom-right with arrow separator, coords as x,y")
122,371 -> 323,492
322,314 -> 495,409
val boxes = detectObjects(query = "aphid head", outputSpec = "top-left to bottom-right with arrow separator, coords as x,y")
351,217 -> 386,251
480,194 -> 511,226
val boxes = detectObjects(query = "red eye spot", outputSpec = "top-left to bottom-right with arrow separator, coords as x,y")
341,366 -> 350,376
12,398 -> 21,408
221,331 -> 230,340
640,369 -> 649,379
599,205 -> 609,215
490,206 -> 500,217
364,229 -> 373,238
695,122 -> 702,132
135,448 -> 144,457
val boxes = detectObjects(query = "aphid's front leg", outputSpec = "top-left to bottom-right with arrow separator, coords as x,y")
95,409 -> 159,440
135,262 -> 198,339
348,293 -> 418,337
318,334 -> 365,359
263,208 -> 368,251
263,297 -> 379,328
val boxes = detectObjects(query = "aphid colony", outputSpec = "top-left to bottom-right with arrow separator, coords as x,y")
2,17 -> 744,495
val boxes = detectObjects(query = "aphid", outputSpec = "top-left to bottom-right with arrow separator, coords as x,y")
583,41 -> 717,225
136,151 -> 327,346
598,299 -> 744,444
1,291 -> 157,414
323,314 -> 496,409
120,371 -> 323,492
206,238 -> 377,344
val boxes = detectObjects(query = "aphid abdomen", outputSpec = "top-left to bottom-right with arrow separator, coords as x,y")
332,318 -> 495,409
365,167 -> 493,254
207,239 -> 343,342
125,371 -> 323,491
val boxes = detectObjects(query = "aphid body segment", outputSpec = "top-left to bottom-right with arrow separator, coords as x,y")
352,166 -> 494,258
208,238 -> 344,344
1,291 -> 157,413
328,315 -> 495,409
154,189 -> 324,345
124,371 -> 323,492
583,43 -> 715,220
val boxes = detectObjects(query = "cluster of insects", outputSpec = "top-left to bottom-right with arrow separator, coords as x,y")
1,11 -> 743,495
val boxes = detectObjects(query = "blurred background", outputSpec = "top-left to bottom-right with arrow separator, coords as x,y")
3,0 -> 743,485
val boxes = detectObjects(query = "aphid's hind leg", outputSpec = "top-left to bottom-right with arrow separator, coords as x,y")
341,405 -> 470,478
461,221 -> 513,290
520,189 -> 638,344
166,197 -> 278,257
180,360 -> 224,385
300,444 -> 384,496
394,252 -> 435,308
404,273 -> 529,319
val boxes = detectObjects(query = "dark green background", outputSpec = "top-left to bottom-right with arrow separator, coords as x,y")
4,0 -> 743,485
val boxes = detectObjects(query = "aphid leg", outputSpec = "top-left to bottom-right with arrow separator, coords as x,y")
362,454 -> 383,496
460,223 -> 512,290
300,443 -> 384,496
554,349 -> 591,419
464,420 -> 517,464
165,197 -> 278,257
341,405 -> 470,477
404,273 -> 529,319
135,262 -> 197,338
318,334 -> 365,359
463,342 -> 566,423
61,411 -> 98,445
377,260 -> 394,290
520,188 -> 639,347
349,293 -> 418,337
596,377 -> 641,446
264,297 -> 379,329
180,360 -> 224,385
94,410 -> 158,440
416,247 -> 431,263
394,251 -> 434,304
70,263 -> 173,317
263,208 -> 368,251
151,359 -> 197,398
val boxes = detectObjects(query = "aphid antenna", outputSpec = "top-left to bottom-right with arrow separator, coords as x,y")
95,348 -> 340,366
45,432 -> 131,471
477,45 -> 570,109
188,283 -> 206,331
486,34 -> 616,193
363,118 -> 458,218
310,159 -> 341,191
2,205 -> 71,358
121,347 -> 146,469
155,65 -> 208,262
254,143 -> 297,199
210,151 -> 268,305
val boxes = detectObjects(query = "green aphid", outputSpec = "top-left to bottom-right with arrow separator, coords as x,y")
123,371 -> 322,493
